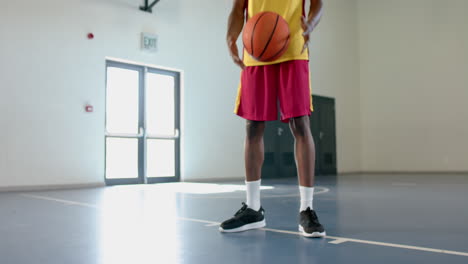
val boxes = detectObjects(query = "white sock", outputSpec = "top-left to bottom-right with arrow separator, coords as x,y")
299,186 -> 314,212
245,179 -> 261,211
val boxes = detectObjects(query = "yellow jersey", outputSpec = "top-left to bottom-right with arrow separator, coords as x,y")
243,0 -> 308,66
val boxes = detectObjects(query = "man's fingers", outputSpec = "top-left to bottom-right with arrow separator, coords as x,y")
302,16 -> 314,35
301,36 -> 310,54
303,27 -> 313,36
301,39 -> 307,53
233,56 -> 245,69
301,16 -> 308,31
237,60 -> 245,70
301,33 -> 310,54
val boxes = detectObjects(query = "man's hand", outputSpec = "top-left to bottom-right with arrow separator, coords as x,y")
228,40 -> 245,70
301,16 -> 316,54
301,0 -> 323,54
227,0 -> 246,70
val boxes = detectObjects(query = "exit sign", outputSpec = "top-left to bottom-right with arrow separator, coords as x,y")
142,33 -> 158,53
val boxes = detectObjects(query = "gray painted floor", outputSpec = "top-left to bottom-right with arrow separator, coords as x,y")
1,174 -> 468,264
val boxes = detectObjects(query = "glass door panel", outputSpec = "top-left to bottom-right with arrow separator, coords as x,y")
146,71 -> 179,181
105,64 -> 143,183
106,67 -> 140,134
146,73 -> 175,136
147,139 -> 175,178
105,138 -> 139,179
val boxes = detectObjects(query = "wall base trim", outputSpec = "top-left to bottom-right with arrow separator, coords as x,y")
0,182 -> 105,193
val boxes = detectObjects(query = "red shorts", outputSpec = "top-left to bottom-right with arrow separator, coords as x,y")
234,60 -> 313,123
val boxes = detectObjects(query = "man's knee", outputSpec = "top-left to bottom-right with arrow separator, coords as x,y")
246,120 -> 265,142
289,116 -> 310,138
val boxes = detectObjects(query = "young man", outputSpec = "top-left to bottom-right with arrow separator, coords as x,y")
219,0 -> 326,238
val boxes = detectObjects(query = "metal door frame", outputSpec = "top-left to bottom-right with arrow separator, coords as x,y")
146,67 -> 181,184
104,60 -> 181,185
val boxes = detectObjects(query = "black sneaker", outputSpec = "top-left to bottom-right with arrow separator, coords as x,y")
219,203 -> 266,233
299,207 -> 326,238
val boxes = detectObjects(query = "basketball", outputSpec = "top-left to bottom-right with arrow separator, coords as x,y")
242,11 -> 290,62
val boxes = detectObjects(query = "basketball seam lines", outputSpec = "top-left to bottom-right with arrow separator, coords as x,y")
251,12 -> 268,58
257,14 -> 280,60
264,35 -> 290,62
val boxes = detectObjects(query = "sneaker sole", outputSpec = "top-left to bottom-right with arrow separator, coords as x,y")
298,225 -> 326,238
219,219 -> 266,233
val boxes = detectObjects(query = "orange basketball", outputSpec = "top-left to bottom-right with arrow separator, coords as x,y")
242,11 -> 290,62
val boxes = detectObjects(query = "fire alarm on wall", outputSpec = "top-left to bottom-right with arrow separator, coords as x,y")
85,104 -> 94,113
87,33 -> 94,39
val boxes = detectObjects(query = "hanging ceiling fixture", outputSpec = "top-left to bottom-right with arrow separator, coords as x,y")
139,0 -> 161,13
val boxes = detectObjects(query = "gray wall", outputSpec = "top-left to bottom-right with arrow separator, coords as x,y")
358,0 -> 468,171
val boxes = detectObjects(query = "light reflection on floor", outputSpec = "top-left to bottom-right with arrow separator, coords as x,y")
96,183 -> 275,263
106,182 -> 275,194
99,186 -> 180,263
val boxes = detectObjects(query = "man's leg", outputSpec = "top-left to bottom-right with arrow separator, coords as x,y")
245,120 -> 265,181
289,115 -> 326,237
219,120 -> 266,232
244,120 -> 265,210
289,116 -> 315,187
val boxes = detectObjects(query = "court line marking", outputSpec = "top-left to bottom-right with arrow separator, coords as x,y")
20,193 -> 468,258
264,187 -> 330,198
204,223 -> 221,227
329,238 -> 348,244
21,194 -> 98,208
258,227 -> 468,257
182,187 -> 330,199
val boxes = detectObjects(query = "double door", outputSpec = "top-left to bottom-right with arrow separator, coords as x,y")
105,61 -> 180,185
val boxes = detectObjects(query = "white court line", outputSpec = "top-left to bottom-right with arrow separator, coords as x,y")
20,193 -> 468,258
263,187 -> 330,198
185,187 -> 330,199
177,217 -> 218,225
260,228 -> 468,257
204,223 -> 221,227
329,238 -> 348,244
21,194 -> 98,209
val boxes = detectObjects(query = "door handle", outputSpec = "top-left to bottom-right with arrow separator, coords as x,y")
105,127 -> 144,138
146,128 -> 180,139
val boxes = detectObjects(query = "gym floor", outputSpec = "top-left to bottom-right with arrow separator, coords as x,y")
1,174 -> 467,264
